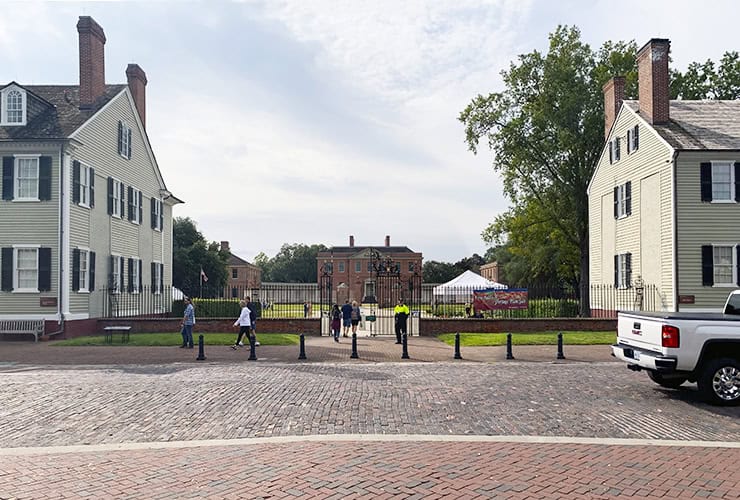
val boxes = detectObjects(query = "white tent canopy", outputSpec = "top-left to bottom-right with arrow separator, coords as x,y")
432,270 -> 506,297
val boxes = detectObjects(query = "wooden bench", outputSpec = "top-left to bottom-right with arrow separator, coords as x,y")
0,320 -> 45,342
103,326 -> 131,344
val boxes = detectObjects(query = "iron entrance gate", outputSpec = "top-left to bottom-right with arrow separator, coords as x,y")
318,252 -> 422,337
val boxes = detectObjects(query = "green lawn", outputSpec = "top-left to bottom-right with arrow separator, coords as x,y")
53,333 -> 300,347
437,331 -> 616,346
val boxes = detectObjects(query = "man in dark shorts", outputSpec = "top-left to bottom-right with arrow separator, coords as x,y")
340,299 -> 353,338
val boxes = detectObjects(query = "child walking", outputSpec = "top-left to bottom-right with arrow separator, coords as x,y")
232,300 -> 253,349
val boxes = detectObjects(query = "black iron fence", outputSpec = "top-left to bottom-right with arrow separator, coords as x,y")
97,282 -> 663,320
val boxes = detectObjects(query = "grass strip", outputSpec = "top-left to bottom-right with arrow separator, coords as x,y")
437,331 -> 616,347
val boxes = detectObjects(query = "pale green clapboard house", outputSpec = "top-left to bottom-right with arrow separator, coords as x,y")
0,16 -> 181,337
588,38 -> 740,313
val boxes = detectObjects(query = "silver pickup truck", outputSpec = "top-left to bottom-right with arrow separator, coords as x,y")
612,290 -> 740,406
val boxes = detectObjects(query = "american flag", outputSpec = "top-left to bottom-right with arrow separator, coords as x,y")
200,267 -> 208,282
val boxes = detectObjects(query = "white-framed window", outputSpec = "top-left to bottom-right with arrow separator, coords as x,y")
152,198 -> 163,231
355,261 -> 361,273
711,161 -> 734,202
130,188 -> 142,224
626,125 -> 639,153
118,121 -> 132,159
713,245 -> 735,286
614,181 -> 631,219
338,262 -> 345,273
153,261 -> 163,294
15,155 -> 40,200
615,253 -> 632,289
15,247 -> 39,292
232,268 -> 238,279
79,164 -> 92,207
609,137 -> 621,164
1,86 -> 26,125
110,255 -> 123,293
79,249 -> 90,292
112,178 -> 123,218
131,257 -> 141,293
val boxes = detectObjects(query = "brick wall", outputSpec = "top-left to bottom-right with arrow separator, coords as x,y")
419,318 -> 615,336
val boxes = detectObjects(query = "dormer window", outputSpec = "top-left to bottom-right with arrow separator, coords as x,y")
1,86 -> 27,126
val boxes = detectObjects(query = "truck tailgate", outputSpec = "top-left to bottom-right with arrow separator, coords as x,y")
617,312 -> 666,351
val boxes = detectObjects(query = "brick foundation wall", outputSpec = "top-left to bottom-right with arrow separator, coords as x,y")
419,318 -> 615,336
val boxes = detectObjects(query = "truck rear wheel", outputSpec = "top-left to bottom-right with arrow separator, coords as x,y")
647,371 -> 686,389
697,358 -> 740,406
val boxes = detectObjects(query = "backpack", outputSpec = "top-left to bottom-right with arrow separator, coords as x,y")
351,308 -> 360,320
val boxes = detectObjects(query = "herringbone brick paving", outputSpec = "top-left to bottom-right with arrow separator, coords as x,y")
0,337 -> 738,498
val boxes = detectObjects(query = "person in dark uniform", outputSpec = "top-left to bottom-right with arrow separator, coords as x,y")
393,298 -> 409,344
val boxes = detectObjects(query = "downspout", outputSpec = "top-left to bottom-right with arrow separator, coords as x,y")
47,146 -> 67,338
671,150 -> 679,311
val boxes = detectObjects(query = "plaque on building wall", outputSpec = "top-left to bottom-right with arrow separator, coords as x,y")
678,295 -> 695,304
40,297 -> 57,307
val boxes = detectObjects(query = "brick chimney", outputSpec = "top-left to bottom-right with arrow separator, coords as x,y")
385,235 -> 390,247
349,235 -> 354,247
636,38 -> 670,124
77,16 -> 106,110
126,63 -> 147,127
221,241 -> 230,251
603,76 -> 625,139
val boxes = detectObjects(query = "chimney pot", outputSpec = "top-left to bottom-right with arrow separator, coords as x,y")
385,235 -> 390,247
603,76 -> 626,139
77,16 -> 106,109
637,38 -> 670,124
126,63 -> 148,127
349,235 -> 354,247
221,241 -> 230,251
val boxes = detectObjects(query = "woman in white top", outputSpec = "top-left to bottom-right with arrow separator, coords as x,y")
231,300 -> 253,349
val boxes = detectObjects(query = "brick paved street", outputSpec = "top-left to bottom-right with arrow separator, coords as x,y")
1,346 -> 739,499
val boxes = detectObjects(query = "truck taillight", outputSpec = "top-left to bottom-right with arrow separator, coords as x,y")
661,325 -> 680,348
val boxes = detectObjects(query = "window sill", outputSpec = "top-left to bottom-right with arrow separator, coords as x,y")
713,283 -> 737,287
12,199 -> 40,203
76,290 -> 90,294
77,203 -> 91,209
12,289 -> 39,294
710,200 -> 737,204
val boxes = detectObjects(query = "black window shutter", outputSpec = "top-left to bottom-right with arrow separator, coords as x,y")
72,248 -> 80,291
89,252 -> 96,292
72,160 -> 80,203
128,258 -> 134,292
127,128 -> 132,158
615,138 -> 621,161
700,162 -> 712,202
609,142 -> 613,164
107,177 -> 113,215
119,183 -> 125,217
38,247 -> 51,292
159,263 -> 164,291
613,255 -> 619,288
633,125 -> 639,150
150,198 -> 156,229
1,247 -> 13,291
127,186 -> 134,221
626,130 -> 632,154
2,157 -> 13,200
625,182 -> 632,216
701,245 -> 714,286
626,253 -> 632,287
138,193 -> 143,223
159,203 -> 164,231
151,262 -> 156,291
735,162 -> 740,202
138,259 -> 143,291
613,186 -> 619,219
108,255 -> 114,288
737,246 -> 740,286
39,156 -> 52,200
117,121 -> 123,155
89,168 -> 95,208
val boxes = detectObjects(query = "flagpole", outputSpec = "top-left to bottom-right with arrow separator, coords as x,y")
199,268 -> 203,298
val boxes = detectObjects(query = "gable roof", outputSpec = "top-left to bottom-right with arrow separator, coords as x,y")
322,245 -> 417,255
228,253 -> 258,268
623,100 -> 740,150
0,83 -> 127,140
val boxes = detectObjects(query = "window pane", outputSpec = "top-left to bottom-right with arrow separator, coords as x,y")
17,158 -> 39,198
7,90 -> 22,122
712,164 -> 732,200
713,246 -> 734,284
17,249 -> 37,289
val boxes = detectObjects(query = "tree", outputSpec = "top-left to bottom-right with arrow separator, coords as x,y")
257,243 -> 328,283
422,261 -> 459,283
459,26 -> 638,314
671,51 -> 740,100
172,217 -> 229,297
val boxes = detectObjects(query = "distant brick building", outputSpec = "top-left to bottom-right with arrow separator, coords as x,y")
221,241 -> 261,298
479,262 -> 500,283
316,235 -> 423,304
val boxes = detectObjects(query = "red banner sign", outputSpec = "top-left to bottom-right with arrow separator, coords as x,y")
473,288 -> 528,310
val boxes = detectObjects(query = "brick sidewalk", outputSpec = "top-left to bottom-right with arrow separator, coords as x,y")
0,335 -> 615,365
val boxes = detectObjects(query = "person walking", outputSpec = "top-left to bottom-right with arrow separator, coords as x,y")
180,297 -> 196,348
231,300 -> 253,349
330,304 -> 341,342
394,298 -> 409,344
244,296 -> 260,347
340,299 -> 352,337
350,300 -> 361,336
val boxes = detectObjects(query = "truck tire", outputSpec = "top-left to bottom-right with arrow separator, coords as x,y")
647,370 -> 686,389
697,358 -> 740,406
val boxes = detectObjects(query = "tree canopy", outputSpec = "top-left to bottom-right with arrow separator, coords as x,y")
172,217 -> 229,297
422,254 -> 485,283
255,243 -> 328,283
670,51 -> 740,100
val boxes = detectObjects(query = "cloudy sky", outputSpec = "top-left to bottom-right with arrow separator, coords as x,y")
1,1 -> 738,263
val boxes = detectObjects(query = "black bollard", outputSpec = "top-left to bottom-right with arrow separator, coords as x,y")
351,332 -> 359,359
506,333 -> 514,360
248,335 -> 257,361
401,332 -> 410,359
298,333 -> 307,360
557,332 -> 566,359
454,332 -> 462,360
196,334 -> 206,361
